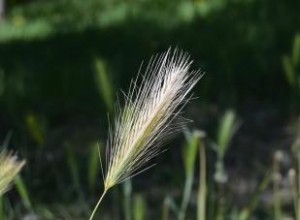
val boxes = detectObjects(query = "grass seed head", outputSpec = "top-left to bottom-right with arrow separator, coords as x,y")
0,150 -> 25,195
104,48 -> 202,190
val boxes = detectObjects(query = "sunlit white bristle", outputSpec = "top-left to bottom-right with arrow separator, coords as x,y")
104,48 -> 202,190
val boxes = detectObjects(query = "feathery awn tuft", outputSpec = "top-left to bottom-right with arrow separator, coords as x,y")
89,48 -> 202,220
0,150 -> 25,196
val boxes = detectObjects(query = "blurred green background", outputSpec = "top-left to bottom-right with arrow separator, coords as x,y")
1,0 -> 300,219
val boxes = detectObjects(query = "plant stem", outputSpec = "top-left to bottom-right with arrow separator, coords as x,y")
178,174 -> 193,220
273,158 -> 282,220
123,180 -> 132,220
162,197 -> 170,220
238,173 -> 271,220
89,189 -> 108,220
198,141 -> 206,220
297,154 -> 300,220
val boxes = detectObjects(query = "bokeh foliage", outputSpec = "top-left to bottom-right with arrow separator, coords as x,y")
0,0 -> 299,125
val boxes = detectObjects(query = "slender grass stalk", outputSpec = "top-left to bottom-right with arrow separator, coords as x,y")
288,168 -> 298,219
214,110 -> 239,220
14,176 -> 32,210
123,180 -> 132,220
273,175 -> 282,220
238,172 -> 271,220
179,131 -> 199,220
178,173 -> 193,220
162,197 -> 170,220
89,48 -> 202,219
291,127 -> 300,220
88,143 -> 103,192
273,151 -> 283,220
297,154 -> 300,220
198,135 -> 206,220
89,189 -> 108,220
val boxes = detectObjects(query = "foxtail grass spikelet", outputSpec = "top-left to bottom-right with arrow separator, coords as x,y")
89,49 -> 202,220
0,150 -> 25,196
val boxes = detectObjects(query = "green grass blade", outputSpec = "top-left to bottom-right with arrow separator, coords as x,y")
88,142 -> 102,192
94,58 -> 115,114
217,110 -> 238,159
25,113 -> 45,146
182,131 -> 199,176
123,180 -> 132,220
133,194 -> 146,220
14,176 -> 32,211
292,33 -> 300,67
197,137 -> 206,220
179,130 -> 201,220
238,173 -> 271,220
65,144 -> 81,191
282,55 -> 296,87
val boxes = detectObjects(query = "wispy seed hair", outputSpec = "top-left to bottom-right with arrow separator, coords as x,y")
104,48 -> 202,190
0,150 -> 25,195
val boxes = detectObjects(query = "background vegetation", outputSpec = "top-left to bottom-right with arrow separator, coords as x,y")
0,0 -> 300,219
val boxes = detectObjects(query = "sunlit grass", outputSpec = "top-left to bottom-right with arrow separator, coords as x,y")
0,150 -> 25,196
89,48 -> 202,220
